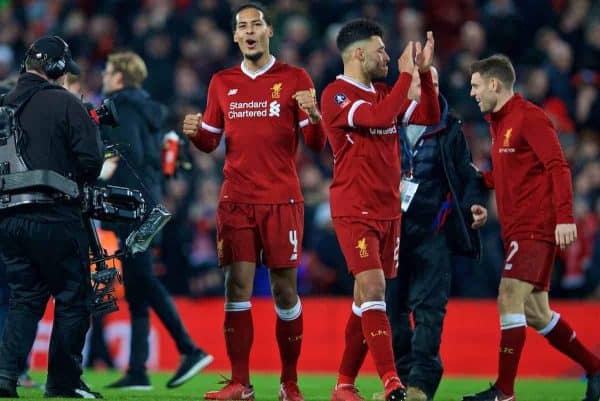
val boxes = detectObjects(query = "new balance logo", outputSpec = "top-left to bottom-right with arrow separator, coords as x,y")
269,101 -> 280,117
228,89 -> 238,96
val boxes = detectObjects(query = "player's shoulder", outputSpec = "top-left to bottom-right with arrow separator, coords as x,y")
373,81 -> 390,92
322,77 -> 349,95
517,95 -> 551,123
321,79 -> 355,110
274,61 -> 302,72
212,65 -> 243,81
273,61 -> 309,79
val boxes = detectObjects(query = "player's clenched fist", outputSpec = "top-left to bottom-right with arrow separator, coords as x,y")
182,113 -> 202,138
293,89 -> 321,123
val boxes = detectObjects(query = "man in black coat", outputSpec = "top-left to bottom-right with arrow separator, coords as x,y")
385,67 -> 488,401
100,51 -> 212,390
0,35 -> 104,398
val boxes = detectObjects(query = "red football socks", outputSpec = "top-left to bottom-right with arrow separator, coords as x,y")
544,316 -> 600,375
495,325 -> 526,396
361,307 -> 397,384
276,312 -> 303,383
337,309 -> 368,385
224,309 -> 253,385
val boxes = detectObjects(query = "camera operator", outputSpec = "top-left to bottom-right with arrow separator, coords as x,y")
0,36 -> 103,398
100,51 -> 212,390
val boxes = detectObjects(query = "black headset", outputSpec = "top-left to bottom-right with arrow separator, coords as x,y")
21,36 -> 71,80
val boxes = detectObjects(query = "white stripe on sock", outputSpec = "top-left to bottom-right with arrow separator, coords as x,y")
500,313 -> 527,330
360,301 -> 386,313
224,301 -> 252,312
352,303 -> 362,317
275,298 -> 302,321
538,311 -> 561,336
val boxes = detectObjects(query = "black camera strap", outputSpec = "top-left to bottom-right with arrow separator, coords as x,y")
117,153 -> 159,208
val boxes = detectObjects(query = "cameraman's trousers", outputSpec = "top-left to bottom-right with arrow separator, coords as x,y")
0,216 -> 92,392
386,231 -> 451,401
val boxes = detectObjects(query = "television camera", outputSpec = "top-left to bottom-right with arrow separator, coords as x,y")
0,101 -> 171,316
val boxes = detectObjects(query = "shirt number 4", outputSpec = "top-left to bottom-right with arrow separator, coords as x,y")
289,230 -> 298,261
504,240 -> 519,270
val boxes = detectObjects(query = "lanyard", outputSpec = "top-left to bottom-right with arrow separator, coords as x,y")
400,129 -> 422,179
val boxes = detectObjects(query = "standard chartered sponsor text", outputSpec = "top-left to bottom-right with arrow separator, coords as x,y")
229,100 -> 269,119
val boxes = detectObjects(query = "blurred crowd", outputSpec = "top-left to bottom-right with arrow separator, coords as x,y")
1,0 -> 599,299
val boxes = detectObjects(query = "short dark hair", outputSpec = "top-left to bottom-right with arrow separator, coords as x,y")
24,57 -> 46,74
470,54 -> 516,87
231,2 -> 271,32
336,19 -> 384,53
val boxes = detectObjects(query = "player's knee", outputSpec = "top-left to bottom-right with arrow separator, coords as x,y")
525,308 -> 553,330
225,276 -> 253,301
272,283 -> 298,309
360,281 -> 386,302
497,281 -> 522,311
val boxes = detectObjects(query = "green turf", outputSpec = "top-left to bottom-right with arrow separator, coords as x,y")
17,371 -> 587,400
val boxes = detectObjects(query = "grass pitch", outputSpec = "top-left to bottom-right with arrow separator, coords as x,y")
18,371 -> 586,400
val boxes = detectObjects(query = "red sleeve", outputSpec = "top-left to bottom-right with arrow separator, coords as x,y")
190,76 -> 223,153
482,170 -> 494,189
522,109 -> 574,224
295,69 -> 326,152
322,72 -> 413,131
405,70 -> 440,125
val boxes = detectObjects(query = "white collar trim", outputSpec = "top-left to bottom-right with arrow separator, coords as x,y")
241,56 -> 276,79
336,75 -> 376,93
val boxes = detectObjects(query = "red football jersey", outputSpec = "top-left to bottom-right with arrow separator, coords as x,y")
191,57 -> 325,204
485,94 -> 574,243
321,71 -> 440,220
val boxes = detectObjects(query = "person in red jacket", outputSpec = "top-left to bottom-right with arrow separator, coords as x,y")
321,19 -> 440,401
463,54 -> 600,401
182,3 -> 326,401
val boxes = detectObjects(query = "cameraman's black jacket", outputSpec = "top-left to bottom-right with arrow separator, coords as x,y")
401,95 -> 487,259
2,73 -> 104,221
101,87 -> 164,206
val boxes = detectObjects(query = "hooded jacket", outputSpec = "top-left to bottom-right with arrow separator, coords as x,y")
101,87 -> 165,205
1,73 -> 103,221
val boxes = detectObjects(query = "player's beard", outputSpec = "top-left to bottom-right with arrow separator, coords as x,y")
244,51 -> 264,63
362,57 -> 386,81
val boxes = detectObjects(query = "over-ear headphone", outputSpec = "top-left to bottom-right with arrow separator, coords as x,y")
21,36 -> 71,80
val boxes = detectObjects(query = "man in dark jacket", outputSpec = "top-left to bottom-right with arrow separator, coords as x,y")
0,35 -> 104,398
0,78 -> 43,390
385,67 -> 488,401
100,51 -> 212,390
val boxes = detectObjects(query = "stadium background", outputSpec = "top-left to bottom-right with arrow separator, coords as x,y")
1,0 -> 599,380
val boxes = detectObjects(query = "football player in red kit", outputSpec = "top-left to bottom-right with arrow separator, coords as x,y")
463,54 -> 600,401
182,3 -> 326,401
320,19 -> 440,401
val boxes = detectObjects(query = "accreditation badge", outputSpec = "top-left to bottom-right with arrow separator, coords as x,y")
400,177 -> 419,212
